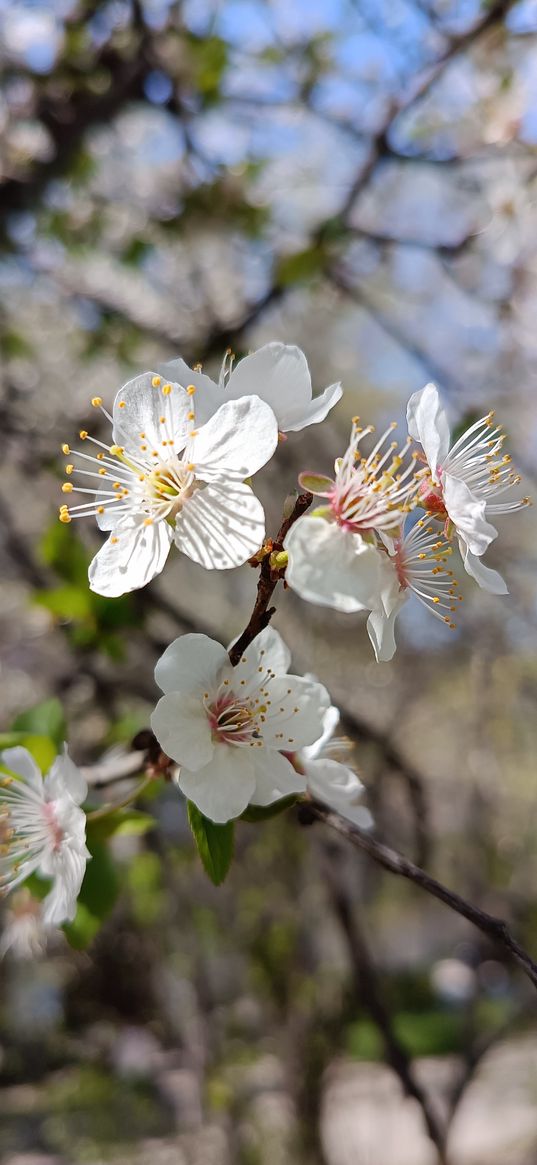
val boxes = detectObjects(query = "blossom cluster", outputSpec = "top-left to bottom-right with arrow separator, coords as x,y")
0,341 -> 529,937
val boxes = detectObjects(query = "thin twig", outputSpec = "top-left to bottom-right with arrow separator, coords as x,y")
307,802 -> 537,992
228,491 -> 313,666
323,843 -> 447,1161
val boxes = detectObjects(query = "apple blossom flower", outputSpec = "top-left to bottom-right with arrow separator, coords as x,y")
365,519 -> 463,662
297,703 -> 373,827
284,418 -> 425,613
0,746 -> 90,927
158,342 -> 342,435
59,373 -> 278,596
407,382 -> 530,594
150,627 -> 331,824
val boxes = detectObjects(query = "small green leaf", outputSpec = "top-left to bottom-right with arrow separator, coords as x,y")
277,247 -> 324,287
0,733 -> 58,774
12,699 -> 66,748
187,801 -> 234,885
297,472 -> 334,496
240,795 -> 298,823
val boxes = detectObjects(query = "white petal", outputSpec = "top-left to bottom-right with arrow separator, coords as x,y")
112,372 -> 191,456
460,542 -> 508,595
41,845 -> 87,926
443,473 -> 497,556
88,518 -> 173,597
151,694 -> 214,771
284,516 -> 382,613
305,758 -> 371,827
366,590 -> 407,662
1,747 -> 43,792
177,748 -> 256,823
406,383 -> 451,478
250,750 -> 306,806
187,396 -> 278,481
261,675 -> 330,751
284,382 -> 343,432
174,480 -> 265,570
301,704 -> 340,761
229,626 -> 291,679
226,343 -> 311,432
154,633 -> 229,696
157,358 -> 222,426
44,745 -> 87,806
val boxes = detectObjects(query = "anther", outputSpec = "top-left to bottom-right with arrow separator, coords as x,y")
61,443 -> 70,455
151,376 -> 161,388
162,384 -> 172,396
65,464 -> 74,475
79,430 -> 88,440
59,510 -> 71,523
118,401 -> 126,409
186,385 -> 197,395
62,482 -> 73,493
91,396 -> 103,407
109,444 -> 124,456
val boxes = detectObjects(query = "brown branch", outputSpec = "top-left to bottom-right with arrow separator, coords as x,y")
323,843 -> 447,1161
228,491 -> 313,666
306,801 -> 537,992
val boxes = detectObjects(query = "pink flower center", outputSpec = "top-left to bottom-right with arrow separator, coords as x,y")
43,801 -> 64,852
207,693 -> 260,746
418,477 -> 448,518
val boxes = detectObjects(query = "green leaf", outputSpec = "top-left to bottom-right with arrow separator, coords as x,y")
39,520 -> 89,586
87,809 -> 155,846
240,795 -> 298,823
63,842 -> 119,950
35,584 -> 94,622
187,802 -> 234,885
0,733 -> 59,773
277,247 -> 324,287
12,699 -> 66,748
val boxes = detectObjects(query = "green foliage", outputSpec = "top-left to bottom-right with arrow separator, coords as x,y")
12,698 -> 66,748
240,795 -> 297,823
187,34 -> 228,103
277,247 -> 325,286
36,521 -> 139,659
187,801 -> 235,885
86,809 -> 155,846
126,851 -> 167,926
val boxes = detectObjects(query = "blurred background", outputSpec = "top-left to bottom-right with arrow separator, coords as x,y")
1,1 -> 537,1162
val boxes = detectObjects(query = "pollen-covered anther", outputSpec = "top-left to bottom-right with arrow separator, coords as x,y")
91,397 -> 103,407
61,482 -> 73,493
162,384 -> 172,396
186,385 -> 197,396
61,443 -> 70,455
65,464 -> 74,475
59,510 -> 71,523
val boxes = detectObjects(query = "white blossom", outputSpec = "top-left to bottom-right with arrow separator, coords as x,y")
366,520 -> 463,662
0,746 -> 89,927
407,382 -> 530,594
284,419 -> 424,613
159,342 -> 342,434
298,704 -> 372,827
151,627 -> 330,824
60,374 -> 278,596
0,890 -> 45,960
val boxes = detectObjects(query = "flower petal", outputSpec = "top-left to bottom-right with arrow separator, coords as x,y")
157,358 -> 222,426
112,372 -> 191,457
229,626 -> 291,680
284,382 -> 343,432
177,749 -> 256,823
250,749 -> 306,806
261,675 -> 330,751
460,542 -> 508,595
187,396 -> 278,481
284,516 -> 382,614
41,845 -> 87,926
305,758 -> 372,828
151,693 -> 214,771
366,589 -> 407,662
443,473 -> 497,556
406,383 -> 451,479
301,704 -> 340,761
154,633 -> 229,696
88,518 -> 173,597
226,343 -> 312,432
45,745 -> 87,806
1,747 -> 42,792
174,480 -> 265,570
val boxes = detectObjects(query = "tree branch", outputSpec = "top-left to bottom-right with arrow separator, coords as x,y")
307,801 -> 537,992
228,491 -> 313,666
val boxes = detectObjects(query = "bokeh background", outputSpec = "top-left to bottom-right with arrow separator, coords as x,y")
2,1 -> 537,1163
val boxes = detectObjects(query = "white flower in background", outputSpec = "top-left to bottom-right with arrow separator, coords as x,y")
159,342 -> 342,434
284,419 -> 424,613
60,373 -> 278,596
0,746 -> 89,927
366,520 -> 463,662
0,889 -> 45,960
407,382 -> 530,594
298,703 -> 372,828
151,627 -> 330,824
